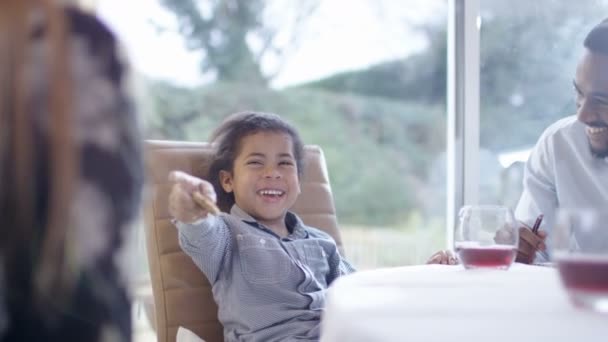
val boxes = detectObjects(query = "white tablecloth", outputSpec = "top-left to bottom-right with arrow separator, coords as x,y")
321,264 -> 608,342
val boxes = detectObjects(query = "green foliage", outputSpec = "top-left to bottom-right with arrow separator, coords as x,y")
302,28 -> 447,105
476,0 -> 604,150
145,81 -> 443,225
302,0 -> 607,151
144,0 -> 608,228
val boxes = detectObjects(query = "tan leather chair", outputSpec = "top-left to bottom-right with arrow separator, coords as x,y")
143,140 -> 344,342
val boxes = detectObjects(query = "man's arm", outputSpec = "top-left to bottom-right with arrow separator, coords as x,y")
514,133 -> 557,263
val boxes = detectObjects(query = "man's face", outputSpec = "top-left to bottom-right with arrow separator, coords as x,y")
574,49 -> 608,158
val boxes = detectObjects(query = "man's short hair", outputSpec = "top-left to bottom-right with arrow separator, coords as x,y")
584,18 -> 608,55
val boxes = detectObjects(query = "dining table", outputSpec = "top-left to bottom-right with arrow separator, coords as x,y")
320,263 -> 608,342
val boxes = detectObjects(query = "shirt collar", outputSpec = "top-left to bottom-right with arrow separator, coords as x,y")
230,205 -> 257,223
229,204 -> 308,239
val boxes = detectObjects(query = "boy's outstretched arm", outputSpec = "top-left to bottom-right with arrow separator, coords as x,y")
168,170 -> 230,284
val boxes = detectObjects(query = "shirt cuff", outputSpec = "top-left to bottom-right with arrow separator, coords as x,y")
171,217 -> 206,227
171,216 -> 218,237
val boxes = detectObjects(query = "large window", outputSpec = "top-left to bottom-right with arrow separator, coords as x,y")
97,3 -> 449,339
91,0 -> 608,340
98,0 -> 449,270
477,0 -> 608,209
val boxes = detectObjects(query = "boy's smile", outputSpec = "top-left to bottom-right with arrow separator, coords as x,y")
257,189 -> 286,202
220,131 -> 301,234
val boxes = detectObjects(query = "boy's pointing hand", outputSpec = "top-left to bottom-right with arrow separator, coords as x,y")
168,171 -> 219,223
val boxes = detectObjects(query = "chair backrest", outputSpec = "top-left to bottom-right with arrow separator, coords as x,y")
143,140 -> 343,342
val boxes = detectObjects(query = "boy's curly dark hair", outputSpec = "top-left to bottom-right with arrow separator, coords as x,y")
207,111 -> 305,212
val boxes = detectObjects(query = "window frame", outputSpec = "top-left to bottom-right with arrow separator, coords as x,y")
446,0 -> 480,248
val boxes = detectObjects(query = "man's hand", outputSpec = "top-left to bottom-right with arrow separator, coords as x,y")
516,226 -> 547,264
168,171 -> 217,224
427,250 -> 458,265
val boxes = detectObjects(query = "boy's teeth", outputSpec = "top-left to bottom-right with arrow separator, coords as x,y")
259,190 -> 283,195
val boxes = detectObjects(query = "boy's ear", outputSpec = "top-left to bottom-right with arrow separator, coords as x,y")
219,170 -> 234,193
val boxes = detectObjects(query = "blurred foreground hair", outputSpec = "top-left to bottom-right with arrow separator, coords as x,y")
0,0 -> 77,310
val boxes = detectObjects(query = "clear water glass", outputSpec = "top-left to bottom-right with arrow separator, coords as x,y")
455,205 -> 518,270
553,208 -> 608,313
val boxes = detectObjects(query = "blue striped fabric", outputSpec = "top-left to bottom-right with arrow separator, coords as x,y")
174,205 -> 355,342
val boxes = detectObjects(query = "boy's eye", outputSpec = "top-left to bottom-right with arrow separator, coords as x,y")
279,160 -> 294,166
247,160 -> 262,165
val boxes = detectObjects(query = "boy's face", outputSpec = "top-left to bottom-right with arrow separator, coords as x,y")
220,131 -> 301,229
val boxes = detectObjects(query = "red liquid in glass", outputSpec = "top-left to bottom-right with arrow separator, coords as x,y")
456,245 -> 516,269
557,256 -> 608,294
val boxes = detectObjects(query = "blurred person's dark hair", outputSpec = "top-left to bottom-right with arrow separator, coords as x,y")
0,1 -> 142,340
584,18 -> 608,54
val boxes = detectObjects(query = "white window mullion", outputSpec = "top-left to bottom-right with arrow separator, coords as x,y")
447,0 -> 480,249
462,0 -> 480,208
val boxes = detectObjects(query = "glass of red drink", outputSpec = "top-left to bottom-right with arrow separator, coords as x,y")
554,208 -> 608,313
455,205 -> 518,270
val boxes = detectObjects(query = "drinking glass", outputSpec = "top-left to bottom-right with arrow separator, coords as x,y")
553,208 -> 608,313
455,205 -> 518,270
